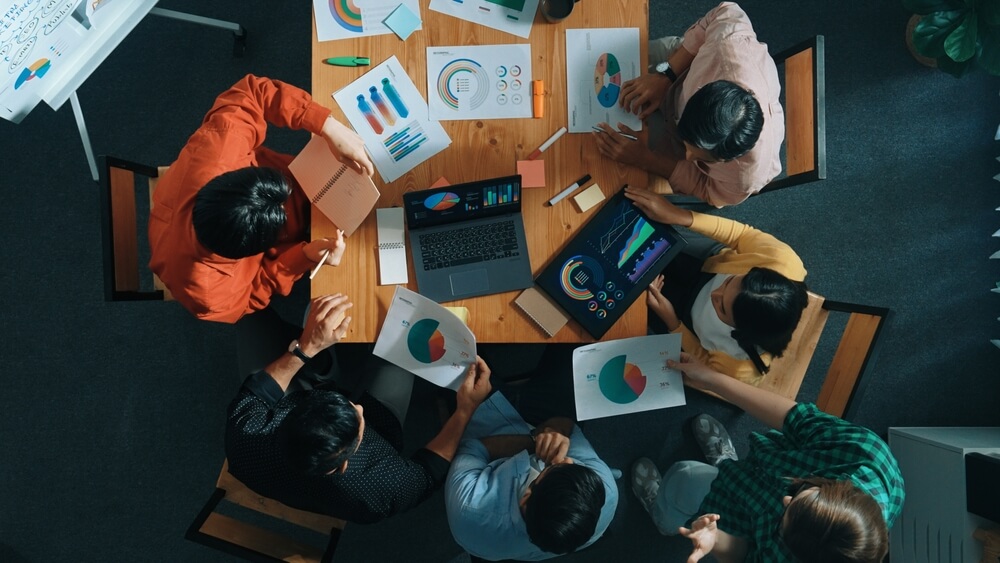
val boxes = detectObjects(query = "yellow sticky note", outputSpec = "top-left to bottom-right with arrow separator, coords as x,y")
573,183 -> 605,212
444,306 -> 470,325
516,160 -> 546,188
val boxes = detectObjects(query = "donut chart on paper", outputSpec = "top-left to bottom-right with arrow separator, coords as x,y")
329,0 -> 363,33
594,53 -> 622,108
437,59 -> 490,111
407,319 -> 446,363
424,192 -> 461,211
559,255 -> 604,301
598,354 -> 646,404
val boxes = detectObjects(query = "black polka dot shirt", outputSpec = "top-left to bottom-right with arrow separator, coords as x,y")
225,371 -> 449,524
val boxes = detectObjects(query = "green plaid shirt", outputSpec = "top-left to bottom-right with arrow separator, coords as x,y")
698,403 -> 904,562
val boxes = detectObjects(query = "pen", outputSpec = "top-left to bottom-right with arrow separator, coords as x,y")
324,57 -> 371,67
528,126 -> 567,160
547,174 -> 592,206
309,249 -> 331,280
591,125 -> 638,141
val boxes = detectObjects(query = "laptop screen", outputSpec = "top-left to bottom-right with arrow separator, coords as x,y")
404,175 -> 521,230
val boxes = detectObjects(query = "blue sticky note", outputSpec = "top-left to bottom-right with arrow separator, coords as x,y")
383,3 -> 421,41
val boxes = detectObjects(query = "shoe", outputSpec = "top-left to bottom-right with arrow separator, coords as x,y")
631,457 -> 662,514
691,414 -> 738,466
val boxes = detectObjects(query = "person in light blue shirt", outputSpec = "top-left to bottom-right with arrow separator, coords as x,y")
444,390 -> 618,561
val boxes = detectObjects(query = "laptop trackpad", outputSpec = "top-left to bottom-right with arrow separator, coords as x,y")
450,269 -> 489,296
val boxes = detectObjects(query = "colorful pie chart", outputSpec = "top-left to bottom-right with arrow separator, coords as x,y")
424,192 -> 461,211
598,354 -> 646,404
407,319 -> 446,364
594,53 -> 622,108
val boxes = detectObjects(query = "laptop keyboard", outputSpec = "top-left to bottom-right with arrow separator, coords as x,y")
419,220 -> 521,270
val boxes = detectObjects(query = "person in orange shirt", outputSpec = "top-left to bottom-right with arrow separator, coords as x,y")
149,74 -> 374,323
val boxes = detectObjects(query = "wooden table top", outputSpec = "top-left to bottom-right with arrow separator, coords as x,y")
311,0 -> 650,343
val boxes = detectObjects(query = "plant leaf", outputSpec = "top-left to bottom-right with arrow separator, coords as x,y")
914,10 -> 966,57
902,0 -> 964,15
982,0 -> 1000,27
935,53 -> 974,75
944,10 -> 978,61
978,23 -> 1000,74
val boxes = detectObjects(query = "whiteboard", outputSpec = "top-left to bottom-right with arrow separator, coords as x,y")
0,0 -> 156,123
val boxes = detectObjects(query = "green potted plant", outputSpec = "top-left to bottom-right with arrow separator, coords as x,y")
903,0 -> 1000,77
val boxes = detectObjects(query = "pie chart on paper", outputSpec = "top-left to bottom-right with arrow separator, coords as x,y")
598,354 -> 646,404
407,318 -> 446,363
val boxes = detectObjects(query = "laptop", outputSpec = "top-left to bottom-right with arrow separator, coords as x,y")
403,175 -> 532,303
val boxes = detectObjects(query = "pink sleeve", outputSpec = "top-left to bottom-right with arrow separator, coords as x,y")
682,2 -> 756,56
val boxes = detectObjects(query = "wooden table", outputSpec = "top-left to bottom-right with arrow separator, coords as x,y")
312,0 -> 649,343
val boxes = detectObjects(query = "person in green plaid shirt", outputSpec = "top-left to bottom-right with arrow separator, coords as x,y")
631,353 -> 903,563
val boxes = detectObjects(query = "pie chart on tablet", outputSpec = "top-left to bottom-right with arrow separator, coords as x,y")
407,319 -> 446,363
598,354 -> 646,404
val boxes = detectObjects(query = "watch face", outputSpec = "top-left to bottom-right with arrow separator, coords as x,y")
655,62 -> 669,74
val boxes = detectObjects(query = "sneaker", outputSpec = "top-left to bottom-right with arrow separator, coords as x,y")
631,457 -> 662,514
691,414 -> 738,466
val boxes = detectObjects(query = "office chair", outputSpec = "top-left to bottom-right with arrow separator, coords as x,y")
186,460 -> 346,562
98,156 -> 172,301
756,292 -> 890,421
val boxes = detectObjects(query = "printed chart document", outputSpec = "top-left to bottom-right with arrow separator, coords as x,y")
565,28 -> 642,133
374,287 -> 477,390
572,334 -> 685,421
313,0 -> 422,42
333,56 -> 451,183
426,44 -> 532,121
429,0 -> 539,39
288,135 -> 380,236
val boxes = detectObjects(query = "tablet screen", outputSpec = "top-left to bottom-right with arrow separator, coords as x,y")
535,189 -> 686,338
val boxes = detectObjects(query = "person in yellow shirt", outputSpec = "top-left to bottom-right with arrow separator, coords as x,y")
624,186 -> 808,385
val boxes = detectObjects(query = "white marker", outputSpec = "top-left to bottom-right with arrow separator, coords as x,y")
547,174 -> 592,206
528,126 -> 568,160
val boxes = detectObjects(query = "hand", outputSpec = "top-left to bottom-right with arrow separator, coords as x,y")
304,229 -> 347,266
679,513 -> 721,563
619,73 -> 671,120
321,116 -> 375,176
299,294 -> 353,356
647,275 -> 680,331
593,122 -> 650,169
533,429 -> 571,465
456,356 -> 492,415
623,186 -> 693,226
668,353 -> 722,392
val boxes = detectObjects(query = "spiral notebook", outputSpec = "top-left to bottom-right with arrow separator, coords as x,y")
289,135 -> 380,236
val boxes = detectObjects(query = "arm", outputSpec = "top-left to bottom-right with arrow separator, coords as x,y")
673,322 -> 766,386
687,212 -> 806,280
680,514 -> 749,563
425,357 -> 492,462
261,294 -> 353,391
671,353 -> 795,429
480,435 -> 534,461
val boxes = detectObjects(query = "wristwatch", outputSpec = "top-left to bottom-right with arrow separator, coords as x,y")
655,61 -> 678,82
288,339 -> 312,362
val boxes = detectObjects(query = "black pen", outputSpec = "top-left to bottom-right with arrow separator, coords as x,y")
547,174 -> 592,206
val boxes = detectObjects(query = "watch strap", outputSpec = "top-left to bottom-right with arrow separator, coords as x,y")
289,340 -> 312,362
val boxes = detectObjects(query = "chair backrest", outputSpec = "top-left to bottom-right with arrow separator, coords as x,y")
759,35 -> 827,195
757,292 -> 890,421
99,156 -> 172,301
186,460 -> 346,562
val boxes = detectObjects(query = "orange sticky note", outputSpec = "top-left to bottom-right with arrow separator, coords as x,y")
516,160 -> 546,188
430,176 -> 451,188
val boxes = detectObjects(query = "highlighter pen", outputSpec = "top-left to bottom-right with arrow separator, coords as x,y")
532,80 -> 544,119
547,174 -> 592,206
591,125 -> 638,141
528,126 -> 568,160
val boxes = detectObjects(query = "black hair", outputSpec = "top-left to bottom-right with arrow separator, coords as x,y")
677,80 -> 764,161
193,166 -> 290,259
278,390 -> 361,477
523,464 -> 606,555
730,267 -> 809,374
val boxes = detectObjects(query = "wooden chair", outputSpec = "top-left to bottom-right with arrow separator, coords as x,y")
186,460 -> 346,562
98,156 -> 172,301
759,35 -> 827,195
756,292 -> 890,421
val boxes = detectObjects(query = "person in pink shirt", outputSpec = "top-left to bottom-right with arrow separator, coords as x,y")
593,2 -> 784,207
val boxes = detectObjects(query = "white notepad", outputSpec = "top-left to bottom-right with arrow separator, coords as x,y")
377,208 -> 408,285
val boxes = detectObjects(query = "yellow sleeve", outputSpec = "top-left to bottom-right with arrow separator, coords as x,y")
673,323 -> 766,387
687,212 -> 806,281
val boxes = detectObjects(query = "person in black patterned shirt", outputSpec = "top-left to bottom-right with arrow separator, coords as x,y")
225,294 -> 492,523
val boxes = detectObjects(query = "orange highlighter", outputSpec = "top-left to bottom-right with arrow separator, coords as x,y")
532,80 -> 544,118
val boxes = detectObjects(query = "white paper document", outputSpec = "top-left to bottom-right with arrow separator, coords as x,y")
313,0 -> 422,42
374,287 -> 477,390
376,207 -> 408,285
565,28 -> 642,133
426,44 -> 533,121
333,56 -> 451,183
429,0 -> 539,39
572,334 -> 685,421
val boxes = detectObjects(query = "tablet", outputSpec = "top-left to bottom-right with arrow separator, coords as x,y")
535,189 -> 686,339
